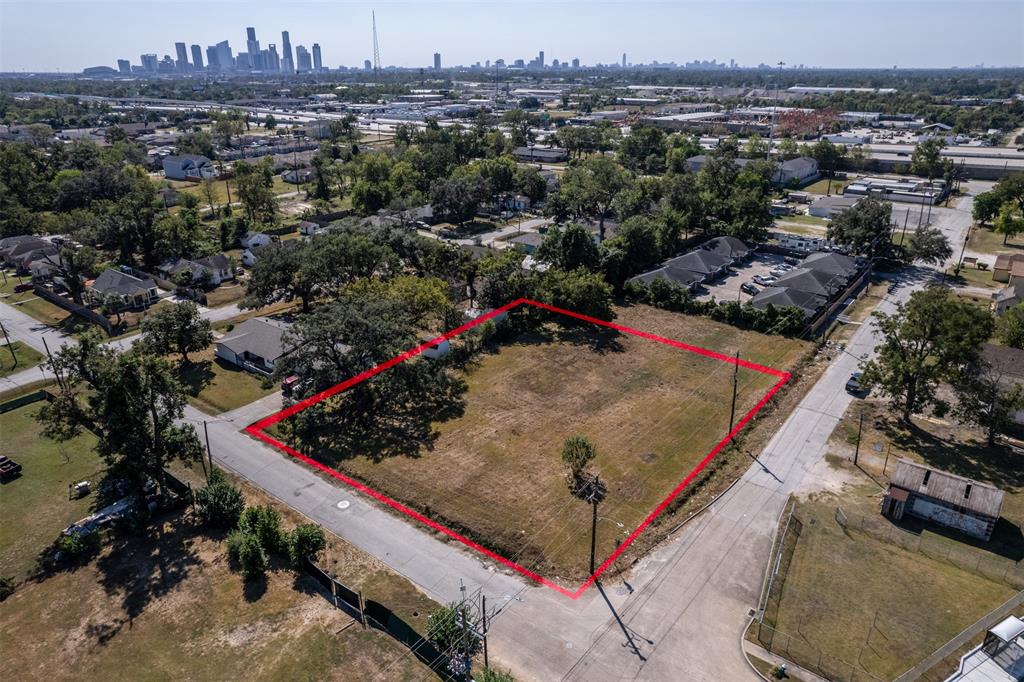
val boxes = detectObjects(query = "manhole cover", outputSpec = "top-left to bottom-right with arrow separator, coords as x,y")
336,500 -> 350,510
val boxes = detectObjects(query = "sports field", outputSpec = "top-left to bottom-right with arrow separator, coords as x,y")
256,303 -> 809,589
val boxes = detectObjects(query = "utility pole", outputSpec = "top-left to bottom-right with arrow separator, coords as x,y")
203,420 -> 213,482
765,61 -> 785,162
589,475 -> 600,574
481,594 -> 489,669
0,319 -> 16,369
729,350 -> 740,435
854,408 -> 864,466
41,336 -> 65,393
459,582 -> 471,676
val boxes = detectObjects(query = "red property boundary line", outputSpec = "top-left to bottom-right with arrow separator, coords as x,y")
246,298 -> 791,599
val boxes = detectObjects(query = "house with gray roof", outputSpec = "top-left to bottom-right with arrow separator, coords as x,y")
700,236 -> 752,262
0,235 -> 59,273
162,154 -> 218,181
773,267 -> 845,297
628,265 -> 705,292
802,251 -> 861,279
215,317 -> 293,376
750,286 -> 826,319
85,268 -> 159,311
993,283 -> 1024,315
157,253 -> 234,286
808,195 -> 861,219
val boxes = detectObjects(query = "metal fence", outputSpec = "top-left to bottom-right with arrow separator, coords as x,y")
751,621 -> 887,682
302,557 -> 454,680
840,509 -> 1024,589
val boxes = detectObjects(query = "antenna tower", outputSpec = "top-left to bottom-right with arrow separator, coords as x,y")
372,11 -> 381,74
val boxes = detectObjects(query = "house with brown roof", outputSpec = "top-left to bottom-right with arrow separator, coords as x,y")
881,459 -> 1004,541
993,254 -> 1024,285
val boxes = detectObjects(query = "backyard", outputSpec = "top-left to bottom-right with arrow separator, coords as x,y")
0,399 -> 103,583
178,347 -> 278,415
0,467 -> 435,682
284,304 -> 809,583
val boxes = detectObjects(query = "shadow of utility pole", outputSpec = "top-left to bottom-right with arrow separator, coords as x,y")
595,581 -> 652,663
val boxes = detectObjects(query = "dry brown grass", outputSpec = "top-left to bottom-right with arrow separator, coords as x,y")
308,305 -> 810,583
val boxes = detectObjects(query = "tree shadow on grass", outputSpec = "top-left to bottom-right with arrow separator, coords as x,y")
509,321 -> 625,356
177,359 -> 216,397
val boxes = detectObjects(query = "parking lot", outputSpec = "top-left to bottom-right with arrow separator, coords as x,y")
697,251 -> 792,303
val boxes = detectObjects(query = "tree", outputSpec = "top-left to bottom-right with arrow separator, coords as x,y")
910,138 -> 947,182
827,197 -> 893,257
195,469 -> 245,528
38,340 -> 205,492
776,137 -> 800,161
606,215 -> 661,278
906,226 -> 952,266
263,114 -> 277,130
557,156 -> 632,241
536,223 -> 600,271
952,362 -> 1024,445
972,191 -> 1001,225
233,158 -> 278,227
993,203 -> 1024,245
238,505 -> 284,554
859,287 -> 994,421
200,175 -> 218,214
141,301 -> 213,364
476,249 -> 536,308
40,245 -> 97,304
561,435 -> 597,489
806,139 -> 845,195
430,175 -> 488,227
995,303 -> 1024,348
539,268 -> 614,320
427,604 -> 471,654
618,125 -> 667,174
242,241 -> 321,313
211,110 -> 245,148
515,165 -> 547,205
743,133 -> 769,159
287,524 -> 327,566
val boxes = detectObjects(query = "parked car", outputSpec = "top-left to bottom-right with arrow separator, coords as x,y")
741,282 -> 760,296
845,372 -> 866,395
783,256 -> 801,266
753,275 -> 777,287
13,282 -> 34,293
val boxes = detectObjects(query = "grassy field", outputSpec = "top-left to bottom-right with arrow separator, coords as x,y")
948,263 -> 1003,290
205,281 -> 247,308
179,348 -> 278,415
0,469 -> 435,682
300,304 -> 808,581
0,402 -> 103,583
967,224 -> 1024,257
768,495 -> 1015,680
0,341 -> 44,377
802,177 -> 854,196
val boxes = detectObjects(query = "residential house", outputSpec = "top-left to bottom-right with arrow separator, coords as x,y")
282,168 -> 313,184
801,251 -> 860,279
750,286 -> 826,319
881,459 -> 1004,541
240,231 -> 273,249
215,317 -> 292,376
993,283 -> 1024,315
0,236 -> 59,273
808,195 -> 861,219
993,254 -> 1024,285
701,236 -> 753,262
981,344 -> 1024,429
772,267 -> 846,298
684,155 -> 818,186
157,187 -> 180,207
157,254 -> 234,286
668,249 -> 733,281
506,232 -> 544,254
85,268 -> 159,311
162,154 -> 218,181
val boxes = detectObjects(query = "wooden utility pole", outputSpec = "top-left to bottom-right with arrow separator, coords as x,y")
203,420 -> 213,482
589,475 -> 600,574
481,594 -> 489,669
729,350 -> 740,435
0,319 -> 17,369
854,408 -> 864,466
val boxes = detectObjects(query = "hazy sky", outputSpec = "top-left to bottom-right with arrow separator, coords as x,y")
1,0 -> 1021,72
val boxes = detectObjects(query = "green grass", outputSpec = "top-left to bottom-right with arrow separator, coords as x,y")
948,264 -> 1003,290
782,213 -> 830,227
769,498 -> 1014,680
968,224 -> 1024,257
801,177 -> 854,196
773,222 -> 826,237
292,304 -> 809,582
0,276 -> 73,327
0,402 -> 102,583
0,341 -> 44,377
179,348 -> 278,415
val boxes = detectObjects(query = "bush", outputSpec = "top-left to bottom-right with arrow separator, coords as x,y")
227,529 -> 268,580
477,668 -> 515,682
427,603 -> 470,654
287,524 -> 327,566
238,505 -> 284,554
56,530 -> 100,559
194,469 -> 245,529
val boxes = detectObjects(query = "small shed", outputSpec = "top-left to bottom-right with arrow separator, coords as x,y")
881,460 -> 1004,541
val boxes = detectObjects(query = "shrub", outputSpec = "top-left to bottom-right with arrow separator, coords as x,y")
0,576 -> 14,601
227,529 -> 267,580
287,524 -> 327,566
56,530 -> 100,559
477,668 -> 514,682
427,604 -> 470,653
194,469 -> 245,529
238,505 -> 284,554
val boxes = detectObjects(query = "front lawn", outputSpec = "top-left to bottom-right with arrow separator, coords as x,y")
968,224 -> 1024,257
282,304 -> 808,583
0,341 -> 44,377
179,347 -> 278,415
0,277 -> 72,327
0,401 -> 103,583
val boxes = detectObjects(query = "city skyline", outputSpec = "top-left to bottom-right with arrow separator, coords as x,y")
1,1 -> 1021,73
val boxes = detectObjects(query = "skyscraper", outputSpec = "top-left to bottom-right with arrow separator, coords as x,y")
117,59 -> 131,74
175,42 -> 190,71
364,59 -> 372,70
295,45 -> 312,73
141,53 -> 158,72
215,40 -> 233,71
267,44 -> 280,72
281,30 -> 294,73
312,43 -> 322,72
539,50 -> 545,68
622,53 -> 627,68
246,26 -> 261,69
572,57 -> 580,68
190,44 -> 204,71
433,52 -> 441,70
206,46 -> 219,70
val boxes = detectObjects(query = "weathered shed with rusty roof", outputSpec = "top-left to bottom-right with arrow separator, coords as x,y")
881,459 -> 1004,541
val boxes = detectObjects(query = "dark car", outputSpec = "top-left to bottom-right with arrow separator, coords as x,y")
13,282 -> 34,293
846,372 -> 866,395
741,282 -> 760,296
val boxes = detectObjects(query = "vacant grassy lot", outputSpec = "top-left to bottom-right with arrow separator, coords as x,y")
968,223 -> 1024,257
0,277 -> 72,327
802,177 -> 853,195
179,348 -> 277,415
0,472 -> 435,682
0,402 -> 103,583
948,263 -> 1003,290
768,496 -> 1015,680
0,341 -> 44,377
305,305 -> 808,582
